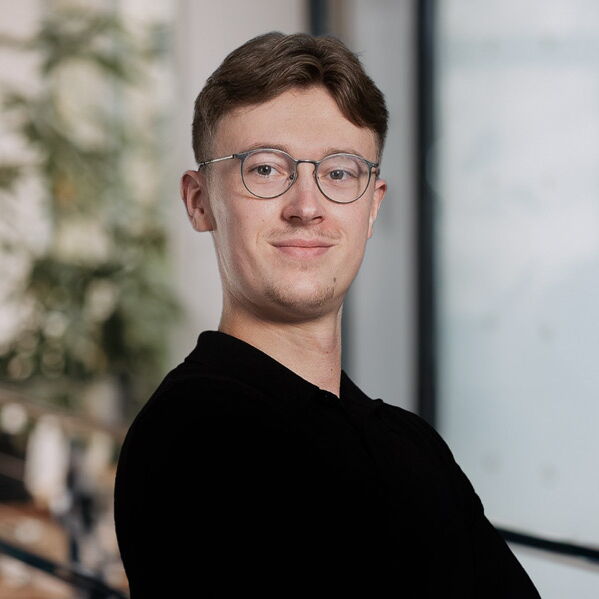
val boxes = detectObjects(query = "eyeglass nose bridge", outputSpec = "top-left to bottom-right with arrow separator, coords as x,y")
288,158 -> 322,190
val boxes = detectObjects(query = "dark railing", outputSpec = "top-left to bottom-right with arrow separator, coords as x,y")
0,536 -> 128,598
498,527 -> 599,564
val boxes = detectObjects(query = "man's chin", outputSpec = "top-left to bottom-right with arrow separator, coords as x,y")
264,281 -> 338,320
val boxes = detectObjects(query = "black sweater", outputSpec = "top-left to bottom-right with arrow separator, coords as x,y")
115,331 -> 539,597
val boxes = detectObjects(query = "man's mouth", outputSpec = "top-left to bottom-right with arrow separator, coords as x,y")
271,239 -> 335,258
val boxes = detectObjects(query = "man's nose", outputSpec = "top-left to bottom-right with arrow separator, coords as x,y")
281,163 -> 325,224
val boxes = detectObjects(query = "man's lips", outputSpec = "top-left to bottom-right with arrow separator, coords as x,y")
271,239 -> 335,257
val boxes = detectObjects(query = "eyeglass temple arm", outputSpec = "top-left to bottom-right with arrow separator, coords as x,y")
197,155 -> 235,169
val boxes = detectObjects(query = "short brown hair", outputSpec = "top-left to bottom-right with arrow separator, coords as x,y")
192,32 -> 388,162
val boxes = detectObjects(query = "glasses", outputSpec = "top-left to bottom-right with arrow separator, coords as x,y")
198,148 -> 379,204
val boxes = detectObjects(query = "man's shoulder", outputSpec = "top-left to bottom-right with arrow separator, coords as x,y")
363,395 -> 459,468
122,349 -> 305,461
380,400 -> 443,439
130,361 -> 276,433
116,361 -> 293,486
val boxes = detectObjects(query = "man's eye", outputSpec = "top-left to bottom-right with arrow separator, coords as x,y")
255,164 -> 274,176
324,168 -> 356,182
329,169 -> 348,180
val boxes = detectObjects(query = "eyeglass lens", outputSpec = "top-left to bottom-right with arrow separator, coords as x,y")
241,150 -> 371,203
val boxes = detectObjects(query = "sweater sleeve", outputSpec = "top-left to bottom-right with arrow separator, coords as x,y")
406,410 -> 541,598
115,376 -> 292,597
450,460 -> 541,597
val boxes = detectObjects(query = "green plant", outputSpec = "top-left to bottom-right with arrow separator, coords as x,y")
0,6 -> 178,418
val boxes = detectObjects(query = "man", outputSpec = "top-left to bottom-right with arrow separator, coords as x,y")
115,32 -> 539,597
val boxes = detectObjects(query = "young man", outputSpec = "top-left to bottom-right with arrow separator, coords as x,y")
115,32 -> 539,597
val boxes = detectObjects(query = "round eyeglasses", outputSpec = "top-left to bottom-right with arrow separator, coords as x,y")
198,148 -> 379,204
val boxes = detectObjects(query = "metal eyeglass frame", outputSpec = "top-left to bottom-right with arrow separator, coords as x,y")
197,147 -> 380,204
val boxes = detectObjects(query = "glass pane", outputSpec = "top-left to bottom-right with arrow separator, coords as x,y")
435,1 -> 599,594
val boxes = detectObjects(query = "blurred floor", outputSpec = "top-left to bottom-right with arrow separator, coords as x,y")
0,501 -> 128,598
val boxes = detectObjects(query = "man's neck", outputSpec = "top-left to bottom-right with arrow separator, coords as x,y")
218,303 -> 343,397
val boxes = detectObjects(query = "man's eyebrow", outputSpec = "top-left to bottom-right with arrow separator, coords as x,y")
240,142 -> 371,160
320,146 -> 371,160
241,142 -> 291,154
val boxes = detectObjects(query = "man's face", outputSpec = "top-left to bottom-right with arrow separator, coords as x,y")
184,86 -> 386,323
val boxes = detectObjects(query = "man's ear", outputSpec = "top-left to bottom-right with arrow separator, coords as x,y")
180,169 -> 215,232
367,177 -> 386,239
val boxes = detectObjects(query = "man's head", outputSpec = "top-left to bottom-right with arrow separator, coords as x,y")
181,33 -> 388,325
192,32 -> 388,163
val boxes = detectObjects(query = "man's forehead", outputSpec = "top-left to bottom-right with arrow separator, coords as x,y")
211,86 -> 378,159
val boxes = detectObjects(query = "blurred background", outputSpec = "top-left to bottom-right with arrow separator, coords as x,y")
0,0 -> 597,597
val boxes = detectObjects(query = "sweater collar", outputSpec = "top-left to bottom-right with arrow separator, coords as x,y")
184,330 -> 378,413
